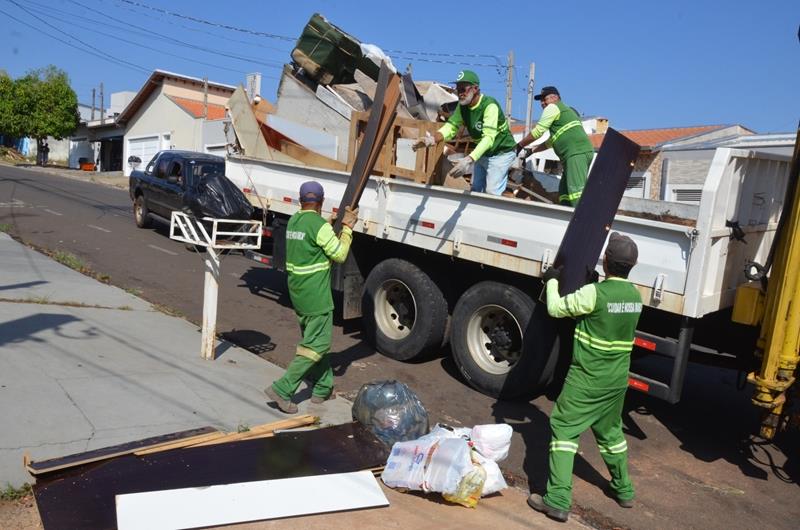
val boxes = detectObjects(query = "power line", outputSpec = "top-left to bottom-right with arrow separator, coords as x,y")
0,4 -> 149,74
64,0 -> 285,68
6,0 -> 149,73
113,0 -> 295,41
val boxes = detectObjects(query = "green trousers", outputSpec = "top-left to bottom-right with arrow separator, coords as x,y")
271,312 -> 333,401
543,382 -> 634,511
559,152 -> 593,207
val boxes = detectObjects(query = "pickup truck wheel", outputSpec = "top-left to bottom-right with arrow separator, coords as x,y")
134,195 -> 151,228
451,281 -> 559,399
362,258 -> 448,361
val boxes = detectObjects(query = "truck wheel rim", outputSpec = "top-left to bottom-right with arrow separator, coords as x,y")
374,279 -> 416,340
465,304 -> 523,375
135,200 -> 142,222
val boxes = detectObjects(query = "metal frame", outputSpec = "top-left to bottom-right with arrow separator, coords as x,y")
169,212 -> 262,359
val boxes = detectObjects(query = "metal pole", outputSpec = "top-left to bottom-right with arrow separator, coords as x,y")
201,247 -> 220,360
91,88 -> 96,121
203,77 -> 208,120
505,50 -> 514,118
99,82 -> 104,125
525,62 -> 536,132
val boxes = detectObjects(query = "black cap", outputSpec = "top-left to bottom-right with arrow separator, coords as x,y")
534,86 -> 560,101
605,232 -> 638,267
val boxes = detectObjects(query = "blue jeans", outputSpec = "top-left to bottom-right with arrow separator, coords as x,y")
471,150 -> 516,195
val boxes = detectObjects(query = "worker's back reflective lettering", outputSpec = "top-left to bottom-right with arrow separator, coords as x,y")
606,302 -> 642,314
287,231 -> 306,240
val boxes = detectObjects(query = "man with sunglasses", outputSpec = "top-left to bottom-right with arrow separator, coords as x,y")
413,70 -> 516,195
516,86 -> 594,207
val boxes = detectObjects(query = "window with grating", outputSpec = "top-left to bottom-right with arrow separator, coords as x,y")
673,189 -> 702,203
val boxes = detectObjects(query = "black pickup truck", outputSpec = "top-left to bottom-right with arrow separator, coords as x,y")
129,150 -> 227,228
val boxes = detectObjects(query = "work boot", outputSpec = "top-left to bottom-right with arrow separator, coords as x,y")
527,493 -> 569,523
617,497 -> 635,509
310,392 -> 336,404
264,386 -> 298,414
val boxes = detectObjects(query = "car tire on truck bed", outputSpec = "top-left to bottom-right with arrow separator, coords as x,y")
134,195 -> 151,228
362,258 -> 448,361
450,281 -> 560,399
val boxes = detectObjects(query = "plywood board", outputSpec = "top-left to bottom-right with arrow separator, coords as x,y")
26,426 -> 217,476
34,422 -> 388,530
552,128 -> 641,295
115,470 -> 389,530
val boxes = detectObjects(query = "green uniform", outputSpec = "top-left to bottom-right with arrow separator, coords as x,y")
543,277 -> 642,511
529,101 -> 594,206
272,210 -> 353,401
438,94 -> 516,161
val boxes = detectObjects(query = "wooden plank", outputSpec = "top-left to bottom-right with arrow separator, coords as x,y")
34,422 -> 389,530
278,140 -> 347,171
26,427 -> 218,476
137,415 -> 318,453
115,470 -> 389,530
334,63 -> 401,234
190,414 -> 318,447
551,127 -> 641,296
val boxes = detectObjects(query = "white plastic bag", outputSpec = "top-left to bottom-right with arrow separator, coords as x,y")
470,424 -> 513,462
360,43 -> 397,73
382,437 -> 473,494
473,451 -> 508,496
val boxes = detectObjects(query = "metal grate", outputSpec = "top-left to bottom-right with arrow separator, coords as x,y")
673,188 -> 702,203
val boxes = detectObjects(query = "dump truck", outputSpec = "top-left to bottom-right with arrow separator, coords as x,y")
218,14 -> 797,437
222,88 -> 794,410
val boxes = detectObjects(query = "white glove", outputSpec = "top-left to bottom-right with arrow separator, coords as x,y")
412,132 -> 436,151
448,156 -> 473,178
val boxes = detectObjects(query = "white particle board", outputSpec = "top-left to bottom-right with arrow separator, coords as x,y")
115,470 -> 389,530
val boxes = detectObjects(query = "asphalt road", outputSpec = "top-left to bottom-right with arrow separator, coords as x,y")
1,165 -> 798,529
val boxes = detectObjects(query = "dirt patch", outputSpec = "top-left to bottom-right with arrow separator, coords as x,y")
0,495 -> 41,529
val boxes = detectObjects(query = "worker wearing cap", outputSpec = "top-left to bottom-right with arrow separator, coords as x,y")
413,70 -> 517,195
516,86 -> 594,206
265,181 -> 358,414
528,233 -> 642,523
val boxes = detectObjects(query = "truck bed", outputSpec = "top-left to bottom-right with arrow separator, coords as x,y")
225,147 -> 791,319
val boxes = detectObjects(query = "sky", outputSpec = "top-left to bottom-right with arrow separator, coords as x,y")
1,0 -> 798,133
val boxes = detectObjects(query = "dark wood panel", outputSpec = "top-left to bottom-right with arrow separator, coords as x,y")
34,422 -> 389,530
554,128 -> 641,295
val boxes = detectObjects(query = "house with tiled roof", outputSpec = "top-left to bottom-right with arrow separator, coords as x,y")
589,124 -> 754,200
115,70 -> 236,176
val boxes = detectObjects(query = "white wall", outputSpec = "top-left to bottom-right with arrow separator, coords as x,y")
122,86 -> 194,175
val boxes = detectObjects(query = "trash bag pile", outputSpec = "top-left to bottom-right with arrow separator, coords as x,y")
381,423 -> 513,508
182,173 -> 254,221
351,380 -> 429,448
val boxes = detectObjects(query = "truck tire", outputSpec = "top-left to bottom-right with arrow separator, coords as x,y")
134,195 -> 151,229
362,258 -> 448,361
450,281 -> 560,399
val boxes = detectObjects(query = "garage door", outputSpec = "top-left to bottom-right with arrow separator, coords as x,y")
127,136 -> 160,174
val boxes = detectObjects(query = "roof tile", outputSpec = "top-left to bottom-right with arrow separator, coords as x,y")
168,95 -> 227,120
589,125 -> 726,149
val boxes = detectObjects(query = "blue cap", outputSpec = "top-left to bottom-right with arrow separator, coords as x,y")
299,181 -> 324,203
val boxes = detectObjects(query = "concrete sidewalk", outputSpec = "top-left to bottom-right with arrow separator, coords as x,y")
0,232 -> 352,487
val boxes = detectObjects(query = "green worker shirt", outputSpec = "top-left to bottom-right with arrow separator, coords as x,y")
546,276 -> 643,390
286,210 -> 353,316
529,101 -> 594,161
438,94 -> 516,160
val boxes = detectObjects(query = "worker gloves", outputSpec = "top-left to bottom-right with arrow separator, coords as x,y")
448,156 -> 473,178
342,206 -> 358,229
542,265 -> 562,284
412,134 -> 437,151
328,206 -> 358,229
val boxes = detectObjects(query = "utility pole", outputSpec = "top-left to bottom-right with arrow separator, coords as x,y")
91,88 -> 96,121
202,77 -> 208,120
99,82 -> 104,125
525,62 -> 536,132
505,50 -> 514,118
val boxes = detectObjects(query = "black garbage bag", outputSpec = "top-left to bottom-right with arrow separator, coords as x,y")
183,173 -> 254,220
352,380 -> 429,448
